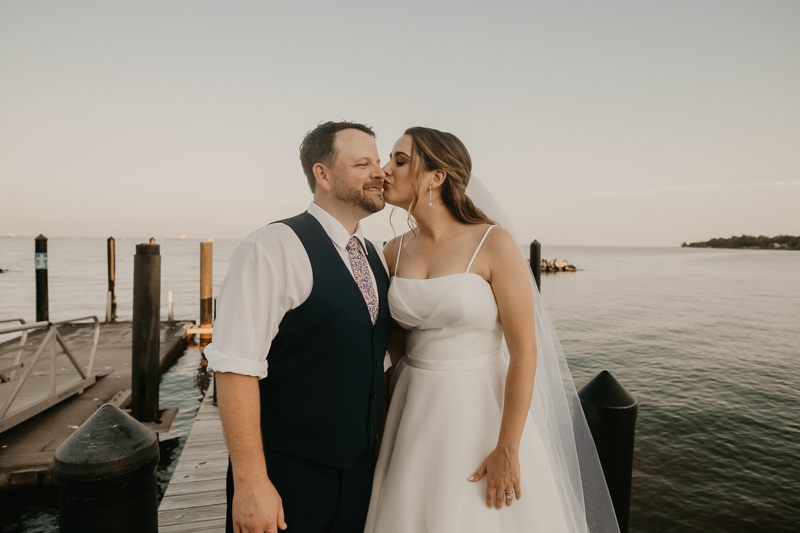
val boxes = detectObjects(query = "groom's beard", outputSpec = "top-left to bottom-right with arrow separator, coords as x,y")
334,178 -> 385,214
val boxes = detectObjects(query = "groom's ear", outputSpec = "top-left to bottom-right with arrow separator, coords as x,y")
313,163 -> 333,192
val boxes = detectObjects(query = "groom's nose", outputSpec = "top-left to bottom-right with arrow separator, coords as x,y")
372,165 -> 386,179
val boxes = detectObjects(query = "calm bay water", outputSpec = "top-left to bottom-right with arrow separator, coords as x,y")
0,237 -> 798,532
0,237 -> 241,334
541,245 -> 800,532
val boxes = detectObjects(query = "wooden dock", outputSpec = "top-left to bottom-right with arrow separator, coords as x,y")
159,377 -> 228,532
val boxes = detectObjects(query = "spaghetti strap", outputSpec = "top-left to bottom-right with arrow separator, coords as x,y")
465,225 -> 497,273
394,233 -> 405,277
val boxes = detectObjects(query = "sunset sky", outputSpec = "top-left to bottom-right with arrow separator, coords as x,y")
1,0 -> 798,246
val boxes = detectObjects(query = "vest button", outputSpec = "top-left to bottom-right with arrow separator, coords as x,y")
375,361 -> 381,368
373,392 -> 378,399
369,424 -> 375,431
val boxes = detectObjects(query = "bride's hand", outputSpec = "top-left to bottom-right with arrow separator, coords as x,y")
468,446 -> 522,510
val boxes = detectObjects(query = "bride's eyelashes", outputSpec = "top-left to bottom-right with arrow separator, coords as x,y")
388,153 -> 407,167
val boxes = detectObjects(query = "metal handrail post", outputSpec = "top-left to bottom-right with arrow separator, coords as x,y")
50,330 -> 57,396
0,318 -> 28,380
87,316 -> 99,376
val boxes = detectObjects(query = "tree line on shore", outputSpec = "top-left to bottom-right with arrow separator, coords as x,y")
681,235 -> 799,250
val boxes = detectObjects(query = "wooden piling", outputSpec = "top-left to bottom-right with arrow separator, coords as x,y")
35,235 -> 49,322
200,242 -> 213,329
529,239 -> 541,292
107,237 -> 117,322
131,243 -> 161,423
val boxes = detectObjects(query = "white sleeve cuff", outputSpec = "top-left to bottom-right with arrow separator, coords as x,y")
205,344 -> 269,379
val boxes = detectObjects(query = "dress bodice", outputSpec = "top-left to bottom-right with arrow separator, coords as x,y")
388,226 -> 503,370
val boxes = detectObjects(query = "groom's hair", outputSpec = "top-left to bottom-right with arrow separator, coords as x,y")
300,121 -> 376,192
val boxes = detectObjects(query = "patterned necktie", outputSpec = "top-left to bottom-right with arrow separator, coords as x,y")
346,236 -> 379,325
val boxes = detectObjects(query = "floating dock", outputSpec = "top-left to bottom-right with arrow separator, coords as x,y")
0,320 -> 190,490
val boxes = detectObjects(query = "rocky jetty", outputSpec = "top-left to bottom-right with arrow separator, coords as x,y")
540,258 -> 577,272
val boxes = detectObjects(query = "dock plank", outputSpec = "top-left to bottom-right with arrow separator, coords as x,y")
158,489 -> 227,511
158,478 -> 227,496
158,503 -> 228,527
159,518 -> 226,532
159,377 -> 228,531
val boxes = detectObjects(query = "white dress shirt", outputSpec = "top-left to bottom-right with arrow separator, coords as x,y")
205,202 -> 389,379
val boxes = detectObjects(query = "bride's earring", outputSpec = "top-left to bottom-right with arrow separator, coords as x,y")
428,186 -> 432,206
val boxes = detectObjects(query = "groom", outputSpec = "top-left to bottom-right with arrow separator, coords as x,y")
205,121 -> 391,533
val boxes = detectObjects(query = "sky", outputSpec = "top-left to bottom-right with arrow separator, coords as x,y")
1,0 -> 798,247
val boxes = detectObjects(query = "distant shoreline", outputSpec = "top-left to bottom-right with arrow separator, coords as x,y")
681,235 -> 799,250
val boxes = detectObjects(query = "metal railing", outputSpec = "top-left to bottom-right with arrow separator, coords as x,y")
0,318 -> 29,382
0,316 -> 100,433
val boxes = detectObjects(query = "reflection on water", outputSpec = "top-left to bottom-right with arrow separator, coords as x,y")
0,337 -> 211,532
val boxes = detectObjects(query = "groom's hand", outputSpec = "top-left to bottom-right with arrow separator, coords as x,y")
232,479 -> 287,533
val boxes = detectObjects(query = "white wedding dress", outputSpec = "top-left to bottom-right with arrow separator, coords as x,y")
364,226 -> 570,533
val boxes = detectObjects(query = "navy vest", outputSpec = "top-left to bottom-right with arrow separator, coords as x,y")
259,212 -> 390,469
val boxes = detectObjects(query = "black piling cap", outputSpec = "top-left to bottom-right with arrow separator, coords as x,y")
135,243 -> 160,255
578,370 -> 638,424
54,404 -> 159,487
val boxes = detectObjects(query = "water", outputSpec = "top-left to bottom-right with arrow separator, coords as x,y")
539,245 -> 800,532
1,238 -> 799,532
0,237 -> 241,335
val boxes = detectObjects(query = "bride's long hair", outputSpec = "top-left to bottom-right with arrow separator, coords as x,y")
403,127 -> 494,226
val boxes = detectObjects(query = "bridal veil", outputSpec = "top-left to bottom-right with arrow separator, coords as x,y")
465,175 -> 620,533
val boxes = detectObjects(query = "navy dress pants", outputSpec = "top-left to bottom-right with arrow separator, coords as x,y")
226,446 -> 374,533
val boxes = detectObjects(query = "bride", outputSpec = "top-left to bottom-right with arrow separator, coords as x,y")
364,127 -> 619,532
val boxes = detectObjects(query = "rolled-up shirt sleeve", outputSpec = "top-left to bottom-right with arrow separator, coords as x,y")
204,225 -> 310,379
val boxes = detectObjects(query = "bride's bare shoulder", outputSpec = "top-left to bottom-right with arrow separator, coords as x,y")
482,226 -> 524,262
382,231 -> 414,272
484,225 -> 514,245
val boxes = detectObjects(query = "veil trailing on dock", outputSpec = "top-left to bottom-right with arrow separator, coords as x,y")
465,175 -> 620,533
